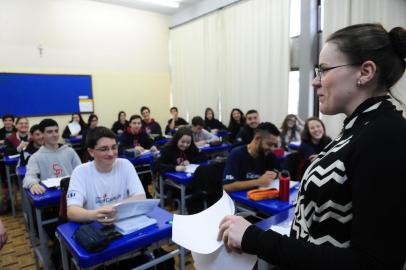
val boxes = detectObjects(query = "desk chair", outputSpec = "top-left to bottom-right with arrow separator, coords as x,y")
282,152 -> 305,181
186,161 -> 225,214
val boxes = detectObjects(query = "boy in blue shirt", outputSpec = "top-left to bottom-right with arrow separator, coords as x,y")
223,122 -> 281,192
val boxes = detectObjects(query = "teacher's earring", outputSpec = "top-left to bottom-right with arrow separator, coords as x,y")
357,80 -> 362,87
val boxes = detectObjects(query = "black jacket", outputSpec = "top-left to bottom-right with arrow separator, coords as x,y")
119,128 -> 153,153
156,146 -> 207,173
204,118 -> 227,132
242,96 -> 406,270
233,125 -> 254,147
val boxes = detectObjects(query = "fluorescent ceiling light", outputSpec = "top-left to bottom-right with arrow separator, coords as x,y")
135,0 -> 180,8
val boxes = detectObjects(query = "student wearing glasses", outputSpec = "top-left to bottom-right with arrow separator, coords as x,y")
218,24 -> 406,269
67,127 -> 145,225
23,119 -> 81,195
223,122 -> 281,193
279,114 -> 304,150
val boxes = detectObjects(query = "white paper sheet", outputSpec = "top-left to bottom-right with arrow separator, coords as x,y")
7,154 -> 20,159
172,191 -> 235,254
113,199 -> 159,221
192,245 -> 257,270
79,99 -> 93,113
41,176 -> 68,188
68,122 -> 81,135
185,164 -> 199,174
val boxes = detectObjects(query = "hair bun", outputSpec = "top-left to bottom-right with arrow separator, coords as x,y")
389,27 -> 406,60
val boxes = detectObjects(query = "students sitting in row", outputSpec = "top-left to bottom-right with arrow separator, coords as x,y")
279,114 -> 304,150
62,113 -> 86,139
111,111 -> 129,135
23,119 -> 82,195
19,124 -> 43,166
234,109 -> 260,146
4,117 -> 30,156
67,127 -> 146,225
118,115 -> 157,154
223,122 -> 281,192
191,116 -> 219,147
298,117 -> 331,171
156,127 -> 207,173
165,107 -> 188,135
0,114 -> 16,145
228,108 -> 245,143
141,106 -> 162,137
204,107 -> 227,133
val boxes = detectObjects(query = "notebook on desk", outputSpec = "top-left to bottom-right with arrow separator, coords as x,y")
112,199 -> 159,235
41,176 -> 70,189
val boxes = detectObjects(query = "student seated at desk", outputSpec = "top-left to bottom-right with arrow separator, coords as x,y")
233,109 -> 260,147
191,116 -> 219,147
228,108 -> 245,143
140,106 -> 163,137
223,122 -> 281,192
3,117 -> 30,156
23,119 -> 82,195
81,114 -> 98,161
0,114 -> 16,145
119,114 -> 158,153
279,114 -> 304,150
204,107 -> 227,133
62,113 -> 86,139
165,106 -> 188,135
298,117 -> 332,171
67,127 -> 146,225
19,124 -> 43,167
156,127 -> 207,173
111,111 -> 129,135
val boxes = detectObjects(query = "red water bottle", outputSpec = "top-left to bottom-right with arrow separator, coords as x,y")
279,170 -> 290,202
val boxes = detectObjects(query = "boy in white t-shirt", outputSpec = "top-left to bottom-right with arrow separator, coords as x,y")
67,127 -> 146,225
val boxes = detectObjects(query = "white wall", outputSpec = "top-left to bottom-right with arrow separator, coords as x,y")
0,0 -> 171,132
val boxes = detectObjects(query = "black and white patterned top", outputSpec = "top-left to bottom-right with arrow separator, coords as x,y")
242,96 -> 406,270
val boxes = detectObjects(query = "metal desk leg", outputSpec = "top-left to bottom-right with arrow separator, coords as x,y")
56,232 -> 70,270
35,208 -> 51,270
180,184 -> 186,215
179,246 -> 185,270
159,176 -> 164,208
5,165 -> 16,217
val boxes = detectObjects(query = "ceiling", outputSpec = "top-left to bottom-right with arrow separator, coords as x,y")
90,0 -> 202,15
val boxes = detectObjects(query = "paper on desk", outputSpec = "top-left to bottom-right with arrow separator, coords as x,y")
172,191 -> 235,254
192,245 -> 257,270
185,164 -> 199,174
7,154 -> 20,159
41,177 -> 66,188
68,122 -> 81,135
113,199 -> 159,221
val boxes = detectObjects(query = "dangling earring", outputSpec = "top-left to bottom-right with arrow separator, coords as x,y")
357,80 -> 362,87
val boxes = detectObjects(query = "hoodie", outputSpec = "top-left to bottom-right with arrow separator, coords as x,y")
23,144 -> 81,189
